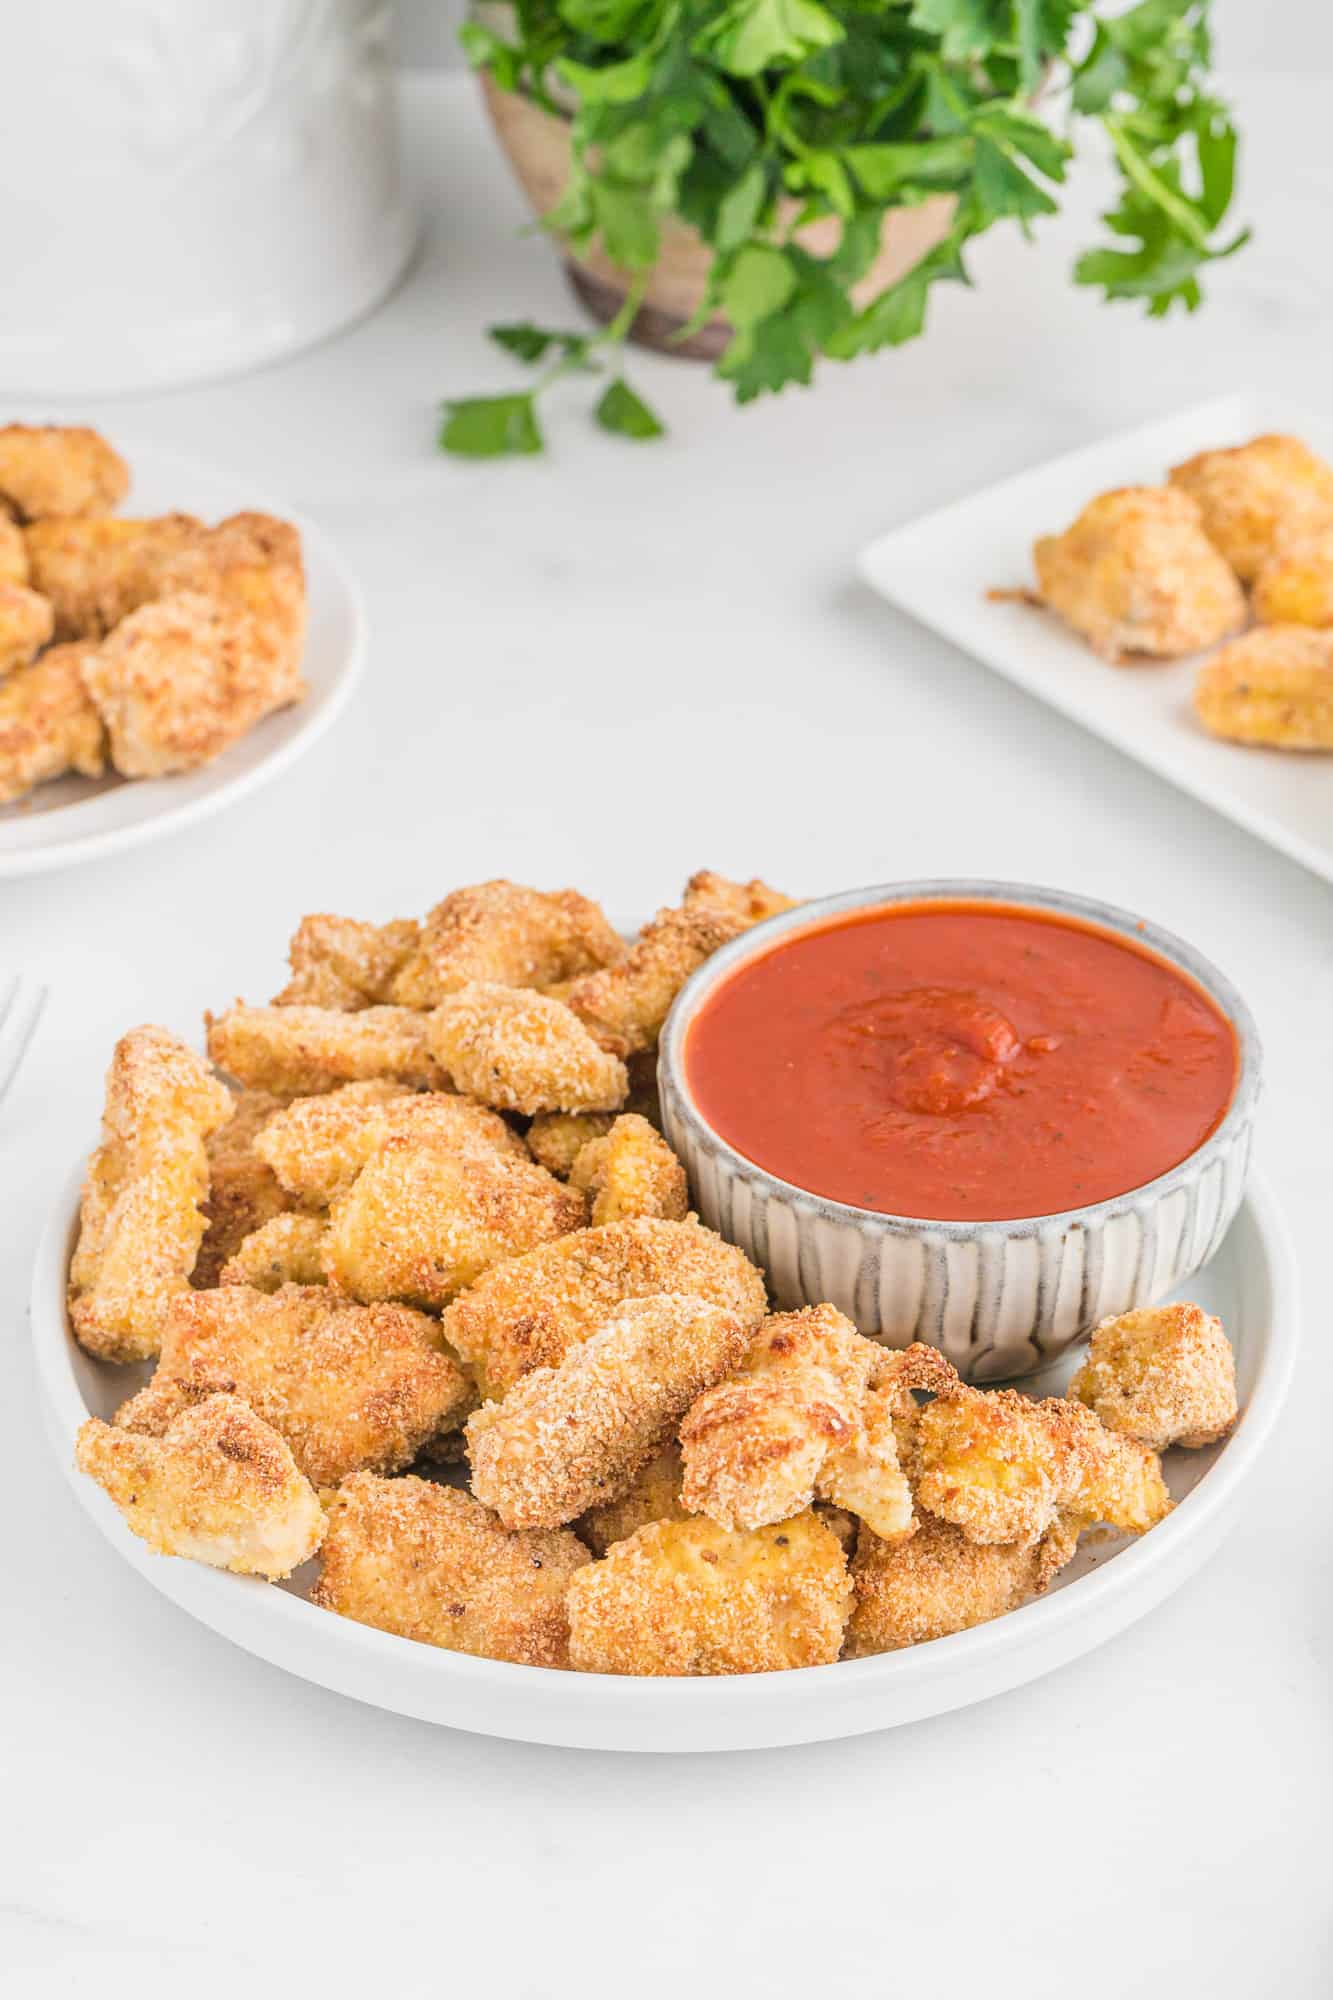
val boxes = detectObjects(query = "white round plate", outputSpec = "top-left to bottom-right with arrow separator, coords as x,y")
0,439 -> 364,877
32,1168 -> 1297,1753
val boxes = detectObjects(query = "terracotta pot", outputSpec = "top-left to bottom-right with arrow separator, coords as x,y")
479,76 -> 957,361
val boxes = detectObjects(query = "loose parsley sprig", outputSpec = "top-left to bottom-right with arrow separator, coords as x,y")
446,0 -> 1247,455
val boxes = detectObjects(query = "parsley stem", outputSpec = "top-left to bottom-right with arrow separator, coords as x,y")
1103,116 -> 1212,251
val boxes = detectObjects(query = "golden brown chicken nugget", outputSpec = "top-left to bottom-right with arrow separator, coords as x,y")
441,1215 -> 768,1400
193,1087 -> 292,1288
1170,433 -> 1333,582
0,514 -> 28,585
391,880 -> 624,1008
77,1393 -> 324,1579
1032,486 -> 1246,661
526,1110 -> 616,1178
253,1080 -> 523,1207
845,1510 -> 1077,1655
0,642 -> 107,804
206,1003 -> 446,1097
578,1443 -> 688,1555
564,903 -> 747,1059
427,982 -> 629,1116
273,914 -> 422,1010
1194,625 -> 1333,749
119,1284 -> 471,1487
567,1510 -> 851,1676
681,870 -> 797,924
467,1295 -> 748,1529
0,424 -> 129,522
220,1212 -> 329,1292
69,1026 -> 234,1362
1070,1301 -> 1238,1450
1253,522 -> 1333,628
24,513 -> 203,639
0,579 -> 54,678
568,1113 -> 688,1225
312,1473 -> 589,1668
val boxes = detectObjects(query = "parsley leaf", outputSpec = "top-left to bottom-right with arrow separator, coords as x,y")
439,395 -> 544,458
595,377 -> 666,437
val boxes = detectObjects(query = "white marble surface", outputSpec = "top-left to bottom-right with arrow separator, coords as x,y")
3,73 -> 1330,1998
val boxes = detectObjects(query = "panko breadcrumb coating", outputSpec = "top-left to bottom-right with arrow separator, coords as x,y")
441,1215 -> 768,1400
1253,522 -> 1333,628
312,1474 -> 589,1668
817,1384 -> 915,1544
324,1135 -> 587,1308
253,1080 -> 524,1206
1170,433 -> 1333,582
567,1510 -> 851,1676
162,511 -> 305,683
845,1511 -> 1078,1656
682,870 -> 797,925
565,902 -> 747,1058
428,982 -> 629,1116
24,513 -> 203,639
118,1283 -> 472,1488
1032,486 -> 1246,662
578,1443 -> 688,1555
69,1026 -> 234,1362
206,1002 -> 446,1097
76,1393 -> 323,1580
193,1087 -> 292,1288
526,1110 -> 615,1178
0,424 -> 129,522
391,880 -> 625,1008
568,1112 -> 689,1224
0,642 -> 107,804
0,579 -> 54,678
273,914 -> 422,1010
1194,626 -> 1333,749
221,1212 -> 329,1292
0,514 -> 29,585
467,1294 -> 748,1529
1070,1302 -> 1238,1450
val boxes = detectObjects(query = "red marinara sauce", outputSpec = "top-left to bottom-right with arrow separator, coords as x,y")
684,901 -> 1238,1222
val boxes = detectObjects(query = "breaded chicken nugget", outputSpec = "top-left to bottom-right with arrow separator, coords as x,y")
565,902 -> 746,1059
206,1002 -> 446,1097
1253,522 -> 1333,628
24,513 -> 203,639
845,1510 -> 1078,1656
253,1080 -> 523,1206
682,870 -> 797,924
578,1443 -> 688,1555
0,424 -> 129,522
817,1384 -> 915,1544
0,514 -> 28,584
118,1284 -> 471,1487
76,1393 -> 323,1580
441,1215 -> 768,1399
162,511 -> 305,681
1058,1401 -> 1173,1535
0,642 -> 107,804
1032,486 -> 1246,661
1170,433 -> 1333,582
567,1510 -> 851,1676
0,579 -> 54,677
468,1295 -> 748,1529
312,1473 -> 589,1667
273,914 -> 422,1010
83,588 -> 304,777
526,1110 -> 616,1178
1194,626 -> 1333,749
69,1026 -> 234,1362
391,880 -> 625,1008
428,982 -> 629,1116
1070,1301 -> 1238,1450
221,1212 -> 329,1292
324,1135 -> 587,1308
568,1112 -> 689,1225
193,1087 -> 292,1288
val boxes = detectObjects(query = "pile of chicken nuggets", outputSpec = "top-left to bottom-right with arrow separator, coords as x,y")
1030,431 -> 1333,749
70,870 -> 1240,1677
0,423 -> 306,804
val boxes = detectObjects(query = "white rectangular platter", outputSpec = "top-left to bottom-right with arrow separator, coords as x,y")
859,391 -> 1333,884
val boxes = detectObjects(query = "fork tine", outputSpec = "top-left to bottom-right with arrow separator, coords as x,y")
0,979 -> 47,1108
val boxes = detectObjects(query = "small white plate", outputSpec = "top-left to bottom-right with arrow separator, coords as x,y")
859,392 -> 1333,884
31,1164 -> 1297,1752
0,439 -> 364,877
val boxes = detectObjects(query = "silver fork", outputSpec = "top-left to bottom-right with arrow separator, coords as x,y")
0,975 -> 47,1109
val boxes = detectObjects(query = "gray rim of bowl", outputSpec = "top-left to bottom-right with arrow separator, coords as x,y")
658,878 -> 1263,1240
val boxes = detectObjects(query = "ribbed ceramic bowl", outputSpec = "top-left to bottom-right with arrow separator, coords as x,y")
659,881 -> 1262,1381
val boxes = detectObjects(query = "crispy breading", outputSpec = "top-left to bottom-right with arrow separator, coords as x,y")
391,880 -> 625,1008
76,1393 -> 323,1579
817,1384 -> 915,1543
273,914 -> 422,1009
82,587 -> 304,777
0,579 -> 54,678
193,1087 -> 292,1288
0,514 -> 29,584
24,514 -> 203,638
69,1026 -> 234,1362
427,982 -> 628,1116
526,1110 -> 616,1178
206,1002 -> 446,1097
161,511 -> 305,682
1194,625 -> 1333,749
567,1510 -> 851,1676
1170,432 -> 1333,582
681,870 -> 797,924
1253,521 -> 1333,628
1070,1301 -> 1238,1450
564,902 -> 747,1058
1060,1402 -> 1173,1535
0,424 -> 129,522
253,1080 -> 524,1206
578,1443 -> 688,1555
221,1212 -> 329,1292
468,1295 -> 748,1529
845,1510 -> 1078,1656
117,1284 -> 471,1487
312,1473 -> 589,1668
324,1135 -> 587,1308
441,1215 -> 768,1400
0,642 -> 107,804
1032,486 -> 1246,661
568,1112 -> 689,1225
